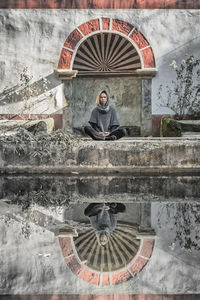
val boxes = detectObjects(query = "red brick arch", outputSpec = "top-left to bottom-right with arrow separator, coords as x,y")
58,18 -> 155,72
59,235 -> 155,286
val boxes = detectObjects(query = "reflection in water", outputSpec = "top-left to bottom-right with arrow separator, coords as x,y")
156,203 -> 200,251
73,203 -> 141,272
73,222 -> 140,272
0,175 -> 200,207
84,203 -> 126,246
0,174 -> 200,293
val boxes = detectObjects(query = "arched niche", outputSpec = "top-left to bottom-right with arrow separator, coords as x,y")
57,18 -> 157,136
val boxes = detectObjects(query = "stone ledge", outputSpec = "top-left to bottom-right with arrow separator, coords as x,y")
56,69 -> 78,79
1,166 -> 200,175
1,139 -> 200,175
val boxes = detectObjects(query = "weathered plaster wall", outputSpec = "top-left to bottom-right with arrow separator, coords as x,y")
0,200 -> 199,294
0,9 -> 200,129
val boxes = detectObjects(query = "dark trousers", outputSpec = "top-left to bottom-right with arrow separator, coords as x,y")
84,203 -> 126,217
84,126 -> 125,140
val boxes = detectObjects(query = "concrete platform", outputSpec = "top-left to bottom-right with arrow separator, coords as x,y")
1,137 -> 200,175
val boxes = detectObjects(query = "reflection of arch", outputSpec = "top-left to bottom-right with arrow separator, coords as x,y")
58,18 -> 155,76
74,223 -> 140,272
58,224 -> 155,286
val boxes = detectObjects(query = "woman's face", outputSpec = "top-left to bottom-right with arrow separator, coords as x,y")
99,233 -> 108,246
99,93 -> 108,106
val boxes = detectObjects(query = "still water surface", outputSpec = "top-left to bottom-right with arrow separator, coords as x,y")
0,175 -> 200,294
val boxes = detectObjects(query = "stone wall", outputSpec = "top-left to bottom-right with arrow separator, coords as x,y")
1,137 -> 200,175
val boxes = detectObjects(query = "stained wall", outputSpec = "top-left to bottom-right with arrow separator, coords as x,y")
71,77 -> 141,129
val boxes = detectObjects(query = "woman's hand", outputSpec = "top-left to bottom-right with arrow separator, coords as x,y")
99,132 -> 110,137
103,132 -> 110,137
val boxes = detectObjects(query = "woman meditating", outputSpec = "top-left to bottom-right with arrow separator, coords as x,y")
84,90 -> 125,140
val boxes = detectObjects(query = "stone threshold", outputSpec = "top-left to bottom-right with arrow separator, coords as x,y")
81,137 -> 200,142
1,166 -> 200,176
2,136 -> 200,143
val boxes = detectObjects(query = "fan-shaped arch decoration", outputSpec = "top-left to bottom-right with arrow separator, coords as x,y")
73,222 -> 140,272
72,33 -> 142,76
58,18 -> 156,79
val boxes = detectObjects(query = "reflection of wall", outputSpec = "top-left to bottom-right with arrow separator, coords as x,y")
71,77 -> 141,128
152,203 -> 200,258
1,176 -> 200,206
1,200 -> 200,293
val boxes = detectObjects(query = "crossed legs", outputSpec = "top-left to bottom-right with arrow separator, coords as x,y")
84,126 -> 125,140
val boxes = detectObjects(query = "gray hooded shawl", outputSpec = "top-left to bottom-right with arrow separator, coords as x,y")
89,104 -> 120,132
89,208 -> 118,235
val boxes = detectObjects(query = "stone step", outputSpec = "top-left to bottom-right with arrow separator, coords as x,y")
182,131 -> 200,137
178,120 -> 200,132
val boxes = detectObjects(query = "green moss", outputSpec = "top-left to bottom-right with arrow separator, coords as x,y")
160,116 -> 182,137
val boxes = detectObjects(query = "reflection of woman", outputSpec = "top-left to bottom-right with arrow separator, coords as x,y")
84,90 -> 125,140
84,203 -> 126,247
